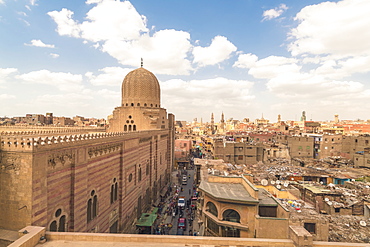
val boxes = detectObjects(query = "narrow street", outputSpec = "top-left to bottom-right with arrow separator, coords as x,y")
167,168 -> 197,235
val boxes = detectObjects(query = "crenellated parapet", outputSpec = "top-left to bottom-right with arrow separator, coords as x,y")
0,132 -> 128,152
0,126 -> 106,136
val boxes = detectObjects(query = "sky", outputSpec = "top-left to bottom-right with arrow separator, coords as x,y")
1,0 -> 370,122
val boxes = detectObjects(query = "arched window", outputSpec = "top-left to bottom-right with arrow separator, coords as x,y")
50,221 -> 57,232
144,103 -> 147,107
206,201 -> 218,217
59,215 -> 66,232
222,209 -> 240,223
110,178 -> 118,204
93,195 -> 98,218
131,103 -> 134,106
138,167 -> 142,182
49,208 -> 67,232
124,125 -> 127,131
133,125 -> 136,131
87,199 -> 92,222
137,103 -> 140,106
110,184 -> 114,204
87,190 -> 98,223
129,125 -> 132,131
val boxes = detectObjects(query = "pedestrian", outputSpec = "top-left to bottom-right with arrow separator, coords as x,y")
189,230 -> 192,236
189,188 -> 191,194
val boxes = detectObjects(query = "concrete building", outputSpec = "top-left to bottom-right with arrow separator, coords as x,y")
212,139 -> 264,165
198,175 -> 290,239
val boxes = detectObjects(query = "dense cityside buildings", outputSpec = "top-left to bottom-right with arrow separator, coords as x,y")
2,75 -> 370,246
173,112 -> 370,245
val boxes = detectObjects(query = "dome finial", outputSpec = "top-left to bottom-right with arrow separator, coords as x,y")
141,58 -> 143,68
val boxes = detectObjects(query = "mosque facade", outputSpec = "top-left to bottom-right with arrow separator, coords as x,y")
0,67 -> 175,233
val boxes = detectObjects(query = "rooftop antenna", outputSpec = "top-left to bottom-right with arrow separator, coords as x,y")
141,58 -> 143,68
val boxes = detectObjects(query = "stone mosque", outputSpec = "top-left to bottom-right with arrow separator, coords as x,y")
0,66 -> 175,234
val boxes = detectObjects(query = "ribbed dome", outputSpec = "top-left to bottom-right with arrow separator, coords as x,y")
121,67 -> 160,108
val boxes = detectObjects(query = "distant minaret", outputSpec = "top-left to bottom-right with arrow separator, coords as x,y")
211,113 -> 215,133
334,114 -> 339,123
300,111 -> 306,121
200,118 -> 203,126
278,114 -> 281,123
220,112 -> 225,130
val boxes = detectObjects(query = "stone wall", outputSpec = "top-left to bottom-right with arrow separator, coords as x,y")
0,129 -> 173,233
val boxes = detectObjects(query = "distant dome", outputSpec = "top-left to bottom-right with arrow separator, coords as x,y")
121,67 -> 160,108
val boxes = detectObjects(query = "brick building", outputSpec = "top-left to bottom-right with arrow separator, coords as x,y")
0,67 -> 175,234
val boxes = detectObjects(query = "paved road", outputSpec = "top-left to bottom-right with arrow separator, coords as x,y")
168,168 -> 197,236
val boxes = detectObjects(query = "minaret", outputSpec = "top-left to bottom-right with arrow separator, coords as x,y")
220,112 -> 225,131
301,111 -> 306,121
211,113 -> 215,133
278,114 -> 281,123
334,114 -> 339,123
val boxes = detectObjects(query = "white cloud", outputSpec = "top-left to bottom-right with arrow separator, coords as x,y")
25,39 -> 55,48
0,94 -> 16,100
262,4 -> 288,21
30,0 -> 37,6
85,67 -> 132,86
0,68 -> 18,83
16,70 -> 83,92
50,53 -> 59,58
288,0 -> 370,57
234,54 -> 300,79
192,36 -> 237,67
48,1 -> 236,75
101,29 -> 193,75
48,8 -> 81,37
233,53 -> 258,69
161,77 -> 255,118
18,12 -> 27,17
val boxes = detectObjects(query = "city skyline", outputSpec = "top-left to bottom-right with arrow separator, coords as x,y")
1,0 -> 370,122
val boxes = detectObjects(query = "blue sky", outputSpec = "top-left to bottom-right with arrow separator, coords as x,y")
1,0 -> 370,122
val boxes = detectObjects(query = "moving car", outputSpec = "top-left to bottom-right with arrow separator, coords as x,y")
178,197 -> 186,208
177,217 -> 187,230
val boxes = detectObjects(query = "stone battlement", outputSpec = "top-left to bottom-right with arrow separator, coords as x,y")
0,130 -> 169,152
0,132 -> 125,151
0,126 -> 106,136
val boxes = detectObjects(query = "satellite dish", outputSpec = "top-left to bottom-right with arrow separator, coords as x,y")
271,180 -> 276,185
276,185 -> 281,190
261,179 -> 268,186
276,180 -> 281,185
325,198 -> 329,202
284,182 -> 289,187
360,221 -> 367,227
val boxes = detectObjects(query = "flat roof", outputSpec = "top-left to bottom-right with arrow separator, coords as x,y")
258,188 -> 278,206
199,181 -> 258,203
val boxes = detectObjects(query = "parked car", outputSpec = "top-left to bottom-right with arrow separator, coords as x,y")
177,217 -> 187,230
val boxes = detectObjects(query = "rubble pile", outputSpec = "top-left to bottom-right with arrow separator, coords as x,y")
327,215 -> 370,243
